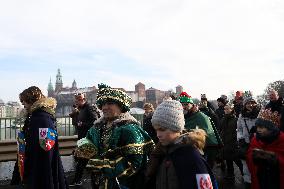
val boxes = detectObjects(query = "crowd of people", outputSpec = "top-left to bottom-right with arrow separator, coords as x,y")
10,85 -> 284,189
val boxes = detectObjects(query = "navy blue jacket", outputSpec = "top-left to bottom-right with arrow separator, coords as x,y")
170,145 -> 218,189
23,109 -> 67,189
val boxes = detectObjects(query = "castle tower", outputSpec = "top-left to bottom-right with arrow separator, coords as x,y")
72,79 -> 77,90
47,77 -> 55,97
135,82 -> 146,101
55,69 -> 63,93
176,85 -> 183,95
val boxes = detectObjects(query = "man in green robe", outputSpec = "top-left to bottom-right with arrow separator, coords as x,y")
74,84 -> 154,189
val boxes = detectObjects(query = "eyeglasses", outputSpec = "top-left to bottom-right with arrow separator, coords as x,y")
74,93 -> 86,100
75,93 -> 84,96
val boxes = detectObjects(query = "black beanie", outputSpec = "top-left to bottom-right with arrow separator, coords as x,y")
217,97 -> 227,105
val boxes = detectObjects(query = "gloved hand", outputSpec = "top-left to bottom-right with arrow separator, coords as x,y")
252,148 -> 278,166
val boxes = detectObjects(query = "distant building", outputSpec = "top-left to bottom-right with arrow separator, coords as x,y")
135,82 -> 146,101
0,99 -> 5,118
5,101 -> 21,117
47,69 -> 183,115
0,100 -> 21,118
145,87 -> 161,108
176,85 -> 183,96
47,69 -> 97,116
127,91 -> 138,102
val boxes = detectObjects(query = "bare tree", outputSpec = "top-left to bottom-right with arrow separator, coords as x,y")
265,80 -> 284,98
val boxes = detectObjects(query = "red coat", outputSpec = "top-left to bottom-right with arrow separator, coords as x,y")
247,132 -> 284,189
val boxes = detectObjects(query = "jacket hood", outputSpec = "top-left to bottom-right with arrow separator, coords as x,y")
167,130 -> 206,155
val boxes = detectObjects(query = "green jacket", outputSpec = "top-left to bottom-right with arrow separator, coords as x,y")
184,111 -> 218,146
85,112 -> 155,189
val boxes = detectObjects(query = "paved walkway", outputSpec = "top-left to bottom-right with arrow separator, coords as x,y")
0,164 -> 245,189
66,164 -> 245,189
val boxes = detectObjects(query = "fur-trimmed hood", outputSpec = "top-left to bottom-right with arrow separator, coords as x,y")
94,112 -> 140,127
172,130 -> 206,155
151,129 -> 206,157
30,97 -> 57,116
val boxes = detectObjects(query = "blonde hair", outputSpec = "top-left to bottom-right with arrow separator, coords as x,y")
187,129 -> 207,151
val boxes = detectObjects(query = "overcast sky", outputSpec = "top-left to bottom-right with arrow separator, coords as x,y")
0,0 -> 284,103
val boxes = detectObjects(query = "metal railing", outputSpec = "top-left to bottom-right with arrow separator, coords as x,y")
0,114 -> 144,141
0,117 -> 75,141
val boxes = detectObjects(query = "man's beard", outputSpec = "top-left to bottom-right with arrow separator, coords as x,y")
183,109 -> 189,115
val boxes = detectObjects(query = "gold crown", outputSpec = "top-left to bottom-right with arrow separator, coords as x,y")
258,109 -> 280,127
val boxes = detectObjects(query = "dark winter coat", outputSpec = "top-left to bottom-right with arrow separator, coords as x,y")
77,102 -> 98,139
233,100 -> 243,118
69,107 -> 79,135
216,106 -> 225,120
220,114 -> 238,160
207,101 -> 216,112
265,97 -> 283,113
145,135 -> 218,189
143,112 -> 158,143
14,98 -> 68,189
69,107 -> 79,127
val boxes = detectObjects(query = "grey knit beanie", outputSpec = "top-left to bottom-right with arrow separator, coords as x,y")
151,100 -> 185,132
243,97 -> 256,106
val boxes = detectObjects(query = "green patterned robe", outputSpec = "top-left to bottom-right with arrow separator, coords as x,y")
82,113 -> 154,189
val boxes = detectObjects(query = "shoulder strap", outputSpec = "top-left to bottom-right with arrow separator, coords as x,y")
243,119 -> 250,134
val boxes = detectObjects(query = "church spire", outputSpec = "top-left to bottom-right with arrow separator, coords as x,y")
47,77 -> 54,97
72,79 -> 77,89
55,69 -> 63,92
48,77 -> 54,91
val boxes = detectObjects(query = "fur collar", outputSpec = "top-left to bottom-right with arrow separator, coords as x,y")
94,112 -> 140,127
171,133 -> 205,155
30,97 -> 57,116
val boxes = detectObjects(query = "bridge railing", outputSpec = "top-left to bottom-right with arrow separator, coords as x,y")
0,114 -> 144,141
0,117 -> 75,141
0,114 -> 144,162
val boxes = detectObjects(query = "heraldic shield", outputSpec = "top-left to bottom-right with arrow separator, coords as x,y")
39,128 -> 57,151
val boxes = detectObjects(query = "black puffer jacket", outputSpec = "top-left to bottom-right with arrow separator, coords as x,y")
143,112 -> 158,143
220,114 -> 238,160
265,97 -> 283,113
77,103 -> 98,139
